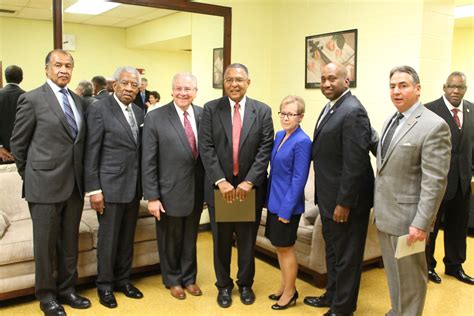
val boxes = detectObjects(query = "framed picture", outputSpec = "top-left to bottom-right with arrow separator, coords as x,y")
305,29 -> 358,88
213,48 -> 224,89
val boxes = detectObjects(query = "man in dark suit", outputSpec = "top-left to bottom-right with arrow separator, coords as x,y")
199,63 -> 274,308
0,65 -> 24,163
134,77 -> 150,112
10,49 -> 90,316
74,80 -> 96,109
84,66 -> 145,308
304,63 -> 374,316
91,75 -> 109,100
425,71 -> 474,285
142,73 -> 204,300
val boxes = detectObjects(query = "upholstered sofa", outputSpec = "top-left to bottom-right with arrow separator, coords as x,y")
256,164 -> 382,288
0,164 -> 160,301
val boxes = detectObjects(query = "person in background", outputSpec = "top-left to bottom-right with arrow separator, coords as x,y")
134,77 -> 151,112
145,91 -> 161,113
75,80 -> 96,109
91,76 -> 108,100
265,95 -> 311,310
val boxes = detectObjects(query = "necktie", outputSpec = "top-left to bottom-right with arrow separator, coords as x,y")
141,91 -> 146,104
59,89 -> 78,139
183,111 -> 198,159
452,108 -> 462,129
232,103 -> 242,176
125,105 -> 138,143
381,112 -> 404,160
317,103 -> 331,128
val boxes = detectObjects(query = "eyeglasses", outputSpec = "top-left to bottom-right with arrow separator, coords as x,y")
446,85 -> 467,91
119,80 -> 139,88
278,112 -> 301,119
224,77 -> 247,84
173,87 -> 196,93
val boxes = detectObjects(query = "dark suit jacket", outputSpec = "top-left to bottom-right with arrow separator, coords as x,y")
10,83 -> 85,202
0,84 -> 25,150
312,91 -> 374,218
84,95 -> 144,203
134,89 -> 151,111
426,97 -> 473,199
198,96 -> 274,208
94,90 -> 109,101
142,102 -> 205,217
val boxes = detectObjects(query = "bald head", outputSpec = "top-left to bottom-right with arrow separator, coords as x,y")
320,62 -> 350,101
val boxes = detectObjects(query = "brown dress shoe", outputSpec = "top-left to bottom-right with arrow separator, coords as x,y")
170,285 -> 186,300
185,284 -> 203,296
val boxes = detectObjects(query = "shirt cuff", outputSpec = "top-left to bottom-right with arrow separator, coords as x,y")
215,178 -> 226,186
86,189 -> 102,196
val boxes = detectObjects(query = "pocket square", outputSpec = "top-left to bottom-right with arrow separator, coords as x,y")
402,142 -> 413,146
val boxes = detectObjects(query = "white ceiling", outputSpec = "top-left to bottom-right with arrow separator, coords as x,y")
0,0 -> 177,28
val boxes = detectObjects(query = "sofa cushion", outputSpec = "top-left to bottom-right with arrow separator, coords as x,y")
0,210 -> 10,238
0,167 -> 31,222
303,202 -> 319,225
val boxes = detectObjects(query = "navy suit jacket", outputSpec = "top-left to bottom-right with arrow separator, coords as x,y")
266,127 -> 312,220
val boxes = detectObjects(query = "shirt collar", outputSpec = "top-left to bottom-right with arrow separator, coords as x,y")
173,102 -> 194,116
400,101 -> 421,118
113,93 -> 130,110
6,82 -> 20,87
443,95 -> 463,113
329,89 -> 350,107
228,96 -> 247,108
47,78 -> 68,93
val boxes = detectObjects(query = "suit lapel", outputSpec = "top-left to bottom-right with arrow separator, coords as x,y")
239,98 -> 257,150
69,89 -> 86,143
42,84 -> 74,140
313,92 -> 351,141
217,97 -> 233,146
110,97 -> 136,145
167,103 -> 195,159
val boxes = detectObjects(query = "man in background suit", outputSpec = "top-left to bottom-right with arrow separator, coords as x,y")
199,63 -> 274,308
10,49 -> 90,316
425,71 -> 474,285
134,77 -> 150,112
74,80 -> 96,109
304,63 -> 374,316
91,75 -> 109,100
0,65 -> 25,163
374,66 -> 451,316
84,66 -> 144,309
142,73 -> 205,300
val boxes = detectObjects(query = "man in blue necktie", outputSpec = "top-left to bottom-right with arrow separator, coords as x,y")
134,77 -> 150,113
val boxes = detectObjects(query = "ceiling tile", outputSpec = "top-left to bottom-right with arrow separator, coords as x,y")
26,0 -> 52,9
16,7 -> 51,20
80,15 -> 124,27
63,12 -> 91,24
112,18 -> 144,28
101,5 -> 157,19
0,0 -> 28,6
139,9 -> 176,21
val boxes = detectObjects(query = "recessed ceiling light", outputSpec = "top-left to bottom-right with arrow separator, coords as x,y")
454,5 -> 474,19
65,0 -> 120,15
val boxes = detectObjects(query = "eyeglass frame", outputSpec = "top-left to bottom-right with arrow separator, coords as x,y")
278,111 -> 301,119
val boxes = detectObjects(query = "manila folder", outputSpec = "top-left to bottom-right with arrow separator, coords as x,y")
214,189 -> 256,222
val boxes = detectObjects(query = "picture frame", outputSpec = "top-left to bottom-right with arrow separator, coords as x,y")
213,48 -> 224,89
305,29 -> 358,88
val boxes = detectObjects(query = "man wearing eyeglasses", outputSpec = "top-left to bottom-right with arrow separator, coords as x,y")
199,63 -> 274,308
425,72 -> 474,285
84,66 -> 145,308
304,63 -> 374,316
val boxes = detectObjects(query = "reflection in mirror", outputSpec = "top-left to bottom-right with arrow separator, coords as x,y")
0,1 -> 224,105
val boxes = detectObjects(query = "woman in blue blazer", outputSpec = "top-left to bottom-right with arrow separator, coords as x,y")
265,95 -> 312,310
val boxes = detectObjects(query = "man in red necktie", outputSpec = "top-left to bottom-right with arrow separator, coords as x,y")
425,71 -> 474,285
199,63 -> 274,308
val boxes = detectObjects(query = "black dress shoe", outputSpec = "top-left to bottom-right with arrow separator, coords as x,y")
117,283 -> 144,299
98,290 -> 117,308
58,292 -> 91,309
268,293 -> 282,301
271,290 -> 298,310
217,288 -> 232,308
445,268 -> 474,285
239,286 -> 256,305
303,292 -> 331,308
428,269 -> 442,283
40,300 -> 66,316
323,309 -> 353,316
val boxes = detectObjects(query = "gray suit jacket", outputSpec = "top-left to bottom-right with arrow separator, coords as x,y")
142,102 -> 205,217
84,95 -> 144,203
374,104 -> 451,236
198,96 -> 274,207
10,83 -> 86,202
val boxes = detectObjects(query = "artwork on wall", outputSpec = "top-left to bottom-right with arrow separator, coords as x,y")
213,48 -> 224,89
305,29 -> 358,88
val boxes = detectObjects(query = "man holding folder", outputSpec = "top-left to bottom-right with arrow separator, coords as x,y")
199,63 -> 274,308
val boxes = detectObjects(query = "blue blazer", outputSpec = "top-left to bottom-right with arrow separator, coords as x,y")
267,127 -> 312,220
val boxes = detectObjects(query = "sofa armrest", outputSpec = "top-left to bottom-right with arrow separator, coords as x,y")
308,214 -> 327,274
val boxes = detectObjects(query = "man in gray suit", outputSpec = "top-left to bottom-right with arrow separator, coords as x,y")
374,66 -> 451,316
142,73 -> 205,300
10,49 -> 91,316
84,66 -> 144,309
199,63 -> 274,308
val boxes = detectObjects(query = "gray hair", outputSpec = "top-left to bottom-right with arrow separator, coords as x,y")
112,66 -> 141,84
172,72 -> 198,89
389,65 -> 420,85
280,95 -> 306,114
77,80 -> 93,97
224,63 -> 249,78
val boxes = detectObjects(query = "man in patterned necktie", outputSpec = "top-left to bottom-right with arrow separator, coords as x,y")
425,72 -> 474,286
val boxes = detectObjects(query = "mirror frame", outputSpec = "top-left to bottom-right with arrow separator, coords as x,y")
51,0 -> 231,83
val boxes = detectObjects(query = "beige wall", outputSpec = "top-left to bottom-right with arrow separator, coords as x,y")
452,26 -> 474,101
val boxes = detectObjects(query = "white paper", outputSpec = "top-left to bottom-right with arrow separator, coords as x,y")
394,234 -> 426,259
